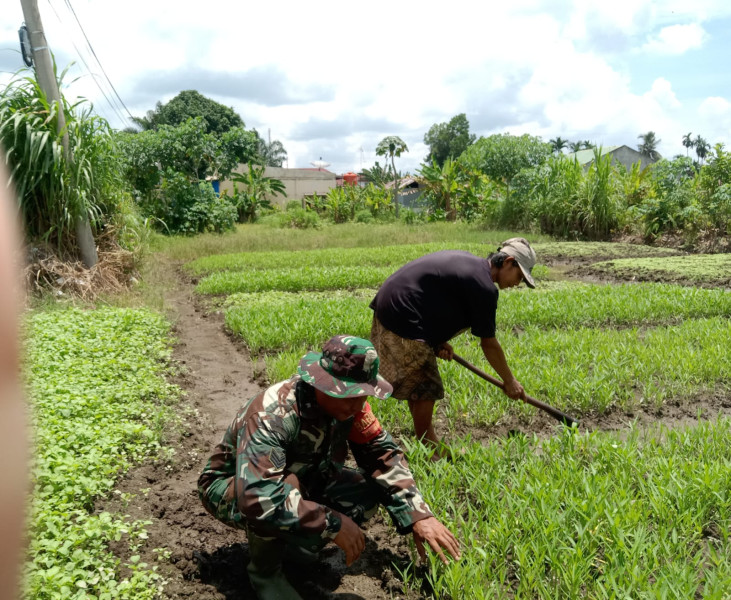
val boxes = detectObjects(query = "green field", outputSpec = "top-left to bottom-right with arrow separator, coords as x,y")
25,308 -> 181,600
26,224 -> 731,599
201,229 -> 731,597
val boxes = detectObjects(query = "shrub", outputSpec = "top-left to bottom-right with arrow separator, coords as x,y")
158,172 -> 237,234
354,209 -> 374,223
260,208 -> 321,229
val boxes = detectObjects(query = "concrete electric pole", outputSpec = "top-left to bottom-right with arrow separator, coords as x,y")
20,0 -> 98,268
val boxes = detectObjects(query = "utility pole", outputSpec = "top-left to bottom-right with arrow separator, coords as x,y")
20,0 -> 98,268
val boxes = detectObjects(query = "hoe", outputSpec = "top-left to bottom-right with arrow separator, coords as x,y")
452,352 -> 579,428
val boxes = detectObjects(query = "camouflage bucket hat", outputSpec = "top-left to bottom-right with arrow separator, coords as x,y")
298,335 -> 393,399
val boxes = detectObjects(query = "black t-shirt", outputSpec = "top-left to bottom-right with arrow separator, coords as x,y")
370,250 -> 498,345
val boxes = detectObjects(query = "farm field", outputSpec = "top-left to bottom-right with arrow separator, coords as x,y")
25,223 -> 731,599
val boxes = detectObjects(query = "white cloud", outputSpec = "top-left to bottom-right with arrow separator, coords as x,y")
2,0 -> 730,173
642,23 -> 707,55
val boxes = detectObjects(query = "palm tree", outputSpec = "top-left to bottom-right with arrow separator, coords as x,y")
581,140 -> 594,150
694,135 -> 710,165
375,136 -> 409,217
682,132 -> 694,156
637,131 -> 662,161
257,135 -> 288,167
549,137 -> 568,154
569,141 -> 584,153
361,161 -> 393,187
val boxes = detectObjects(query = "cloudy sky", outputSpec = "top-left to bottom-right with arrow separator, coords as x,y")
2,0 -> 730,174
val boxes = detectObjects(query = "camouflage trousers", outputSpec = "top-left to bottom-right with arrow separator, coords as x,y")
199,466 -> 380,549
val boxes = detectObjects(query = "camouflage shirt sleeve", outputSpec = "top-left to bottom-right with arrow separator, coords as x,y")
236,385 -> 342,549
348,403 -> 434,534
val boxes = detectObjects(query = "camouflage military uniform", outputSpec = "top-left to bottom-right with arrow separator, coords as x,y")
198,375 -> 434,552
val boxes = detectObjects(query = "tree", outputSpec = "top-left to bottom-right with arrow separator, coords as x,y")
549,137 -> 568,154
116,117 -> 260,232
694,135 -> 710,165
231,164 -> 286,222
361,161 -> 393,187
255,133 -> 288,167
417,158 -> 460,221
423,113 -> 476,167
682,132 -> 694,156
637,131 -> 662,161
460,133 -> 552,199
581,140 -> 594,150
130,90 -> 245,135
569,141 -> 584,153
376,136 -> 409,217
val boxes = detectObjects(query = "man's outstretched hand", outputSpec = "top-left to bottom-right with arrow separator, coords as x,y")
411,517 -> 461,565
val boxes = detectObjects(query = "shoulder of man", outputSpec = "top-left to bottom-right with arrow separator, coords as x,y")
348,401 -> 384,444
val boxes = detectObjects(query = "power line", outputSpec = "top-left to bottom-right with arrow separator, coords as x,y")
45,0 -> 135,128
42,0 -> 125,126
61,0 -> 134,123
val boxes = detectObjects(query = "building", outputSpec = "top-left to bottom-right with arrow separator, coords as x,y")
384,176 -> 425,210
219,165 -> 337,207
566,145 -> 658,171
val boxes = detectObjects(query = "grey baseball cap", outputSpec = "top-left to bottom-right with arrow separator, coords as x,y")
499,237 -> 537,288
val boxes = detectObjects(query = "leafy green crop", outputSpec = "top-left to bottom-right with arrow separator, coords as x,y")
186,242 -> 487,276
403,421 -> 731,598
225,290 -> 374,352
533,241 -> 681,262
500,282 -> 731,329
24,308 -> 180,600
587,254 -> 731,286
197,265 -> 399,295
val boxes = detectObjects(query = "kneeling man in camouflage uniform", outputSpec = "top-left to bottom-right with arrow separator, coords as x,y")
198,335 -> 461,600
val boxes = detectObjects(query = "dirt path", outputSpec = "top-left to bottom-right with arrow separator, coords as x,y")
99,268 -> 419,600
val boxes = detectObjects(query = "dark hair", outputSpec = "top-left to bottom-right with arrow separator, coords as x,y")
487,251 -> 509,267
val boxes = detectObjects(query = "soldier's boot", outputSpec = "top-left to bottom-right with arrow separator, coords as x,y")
284,543 -> 319,565
246,532 -> 303,600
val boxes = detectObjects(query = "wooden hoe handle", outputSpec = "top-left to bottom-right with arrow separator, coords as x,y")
451,353 -> 579,428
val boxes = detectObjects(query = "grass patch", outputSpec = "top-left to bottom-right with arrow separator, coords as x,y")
224,290 -> 374,353
24,307 -> 181,599
445,317 -> 731,418
499,282 -> 731,329
153,222 -> 553,262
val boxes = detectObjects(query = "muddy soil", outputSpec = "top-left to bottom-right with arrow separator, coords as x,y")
98,262 -> 731,600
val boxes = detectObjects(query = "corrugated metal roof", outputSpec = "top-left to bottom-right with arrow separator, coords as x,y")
566,145 -> 621,165
385,176 -> 419,189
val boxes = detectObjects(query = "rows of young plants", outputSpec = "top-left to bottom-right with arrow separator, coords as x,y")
225,282 -> 731,354
404,422 -> 731,598
585,253 -> 731,287
195,234 -> 730,598
188,240 -> 679,278
24,308 -> 180,600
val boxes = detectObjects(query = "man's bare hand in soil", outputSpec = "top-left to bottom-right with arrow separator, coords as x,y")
333,514 -> 365,566
412,517 -> 461,565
